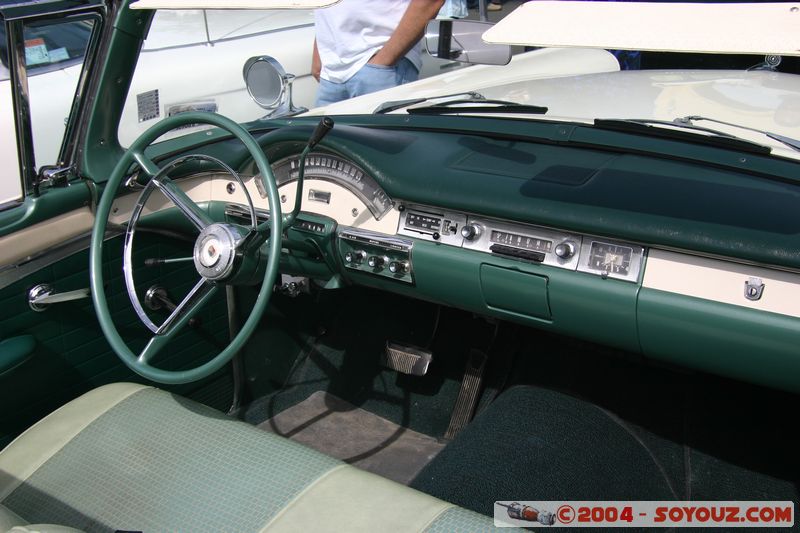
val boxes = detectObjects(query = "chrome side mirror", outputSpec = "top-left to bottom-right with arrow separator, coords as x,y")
243,56 -> 307,118
424,19 -> 511,66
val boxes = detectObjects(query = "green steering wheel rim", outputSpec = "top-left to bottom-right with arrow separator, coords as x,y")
90,112 -> 282,384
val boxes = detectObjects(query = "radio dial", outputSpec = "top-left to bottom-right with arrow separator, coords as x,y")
554,241 -> 577,260
461,223 -> 482,241
368,255 -> 385,269
389,260 -> 409,274
345,250 -> 366,264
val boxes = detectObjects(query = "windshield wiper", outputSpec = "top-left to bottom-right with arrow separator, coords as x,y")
593,118 -> 771,155
676,115 -> 800,153
374,91 -> 486,114
406,99 -> 548,116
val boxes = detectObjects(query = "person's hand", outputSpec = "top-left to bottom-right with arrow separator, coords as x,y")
367,49 -> 395,67
312,40 -> 321,82
312,57 -> 321,82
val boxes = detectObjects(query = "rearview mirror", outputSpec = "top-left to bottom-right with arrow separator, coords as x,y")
243,55 -> 306,118
424,19 -> 511,66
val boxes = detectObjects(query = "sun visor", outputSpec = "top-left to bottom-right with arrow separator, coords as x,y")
130,0 -> 338,8
483,2 -> 800,56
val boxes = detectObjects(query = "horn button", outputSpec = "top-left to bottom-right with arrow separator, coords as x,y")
193,224 -> 247,281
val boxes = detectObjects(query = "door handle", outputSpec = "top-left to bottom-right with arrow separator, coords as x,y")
0,335 -> 35,376
28,284 -> 90,312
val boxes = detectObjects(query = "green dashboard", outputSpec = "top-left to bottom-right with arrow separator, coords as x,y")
150,114 -> 800,392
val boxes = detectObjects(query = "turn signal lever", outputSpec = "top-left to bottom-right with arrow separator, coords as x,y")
282,117 -> 334,228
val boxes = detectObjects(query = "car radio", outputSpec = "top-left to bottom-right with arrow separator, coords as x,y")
397,206 -> 467,246
461,217 -> 583,270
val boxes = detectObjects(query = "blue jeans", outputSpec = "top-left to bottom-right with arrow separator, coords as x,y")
316,57 -> 419,107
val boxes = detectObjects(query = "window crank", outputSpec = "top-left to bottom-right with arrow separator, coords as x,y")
28,284 -> 90,312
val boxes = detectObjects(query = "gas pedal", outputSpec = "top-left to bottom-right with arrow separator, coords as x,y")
383,342 -> 433,376
444,349 -> 488,440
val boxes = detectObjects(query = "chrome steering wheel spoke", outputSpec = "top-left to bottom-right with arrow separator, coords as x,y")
123,154 -> 262,336
138,279 -> 219,364
91,112 -> 282,385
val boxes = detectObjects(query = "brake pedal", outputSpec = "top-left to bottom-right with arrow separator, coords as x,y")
444,349 -> 488,440
383,342 -> 433,376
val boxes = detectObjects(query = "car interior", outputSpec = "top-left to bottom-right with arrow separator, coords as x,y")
0,1 -> 799,532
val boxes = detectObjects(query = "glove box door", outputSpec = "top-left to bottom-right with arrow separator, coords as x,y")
480,264 -> 552,320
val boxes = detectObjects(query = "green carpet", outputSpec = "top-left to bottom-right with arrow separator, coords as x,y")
243,287 -> 481,438
411,385 -> 680,516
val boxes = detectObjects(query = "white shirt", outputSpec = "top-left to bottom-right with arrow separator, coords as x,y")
315,0 -> 422,83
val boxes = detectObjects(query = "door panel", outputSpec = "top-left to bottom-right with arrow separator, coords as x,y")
0,231 -> 231,447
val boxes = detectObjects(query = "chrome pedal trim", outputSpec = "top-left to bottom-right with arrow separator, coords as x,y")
444,349 -> 488,440
383,342 -> 433,376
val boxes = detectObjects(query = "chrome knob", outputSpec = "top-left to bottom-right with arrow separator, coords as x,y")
554,241 -> 576,259
389,260 -> 409,274
460,223 -> 482,241
344,250 -> 366,264
367,255 -> 385,269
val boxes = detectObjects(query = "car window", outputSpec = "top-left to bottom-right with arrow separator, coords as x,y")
0,20 -> 92,80
26,19 -> 95,169
0,29 -> 9,83
0,24 -> 18,205
0,18 -> 94,206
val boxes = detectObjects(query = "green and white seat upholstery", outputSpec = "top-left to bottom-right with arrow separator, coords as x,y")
0,384 -> 516,533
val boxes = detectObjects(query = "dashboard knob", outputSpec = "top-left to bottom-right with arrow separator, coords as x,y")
554,241 -> 576,259
345,250 -> 366,264
367,255 -> 385,269
389,260 -> 409,274
460,223 -> 482,241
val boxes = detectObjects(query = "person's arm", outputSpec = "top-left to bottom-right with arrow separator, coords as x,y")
312,39 -> 321,82
368,0 -> 446,66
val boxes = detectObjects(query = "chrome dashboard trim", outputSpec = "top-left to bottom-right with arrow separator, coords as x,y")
339,226 -> 414,252
462,216 -> 584,271
396,201 -> 645,282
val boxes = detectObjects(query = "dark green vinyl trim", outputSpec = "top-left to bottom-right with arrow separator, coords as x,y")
480,264 -> 551,320
0,335 -> 35,375
264,115 -> 800,183
344,241 -> 640,353
0,185 -> 90,237
638,288 -> 800,393
0,1 -> 104,21
80,1 -> 151,182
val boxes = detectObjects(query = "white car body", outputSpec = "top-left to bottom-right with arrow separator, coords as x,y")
314,2 -> 800,159
1,8 -> 316,204
118,9 -> 317,146
1,6 -> 464,204
315,52 -> 800,159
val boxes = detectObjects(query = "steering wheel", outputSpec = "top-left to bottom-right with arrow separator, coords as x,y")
90,112 -> 282,385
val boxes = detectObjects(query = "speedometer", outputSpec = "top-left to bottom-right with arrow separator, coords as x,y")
268,153 -> 393,220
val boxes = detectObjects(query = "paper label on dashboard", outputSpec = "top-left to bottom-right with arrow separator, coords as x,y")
25,38 -> 50,66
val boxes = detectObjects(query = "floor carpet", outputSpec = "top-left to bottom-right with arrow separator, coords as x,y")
259,391 -> 445,485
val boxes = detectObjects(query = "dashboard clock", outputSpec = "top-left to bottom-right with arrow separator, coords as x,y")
589,241 -> 633,275
577,239 -> 644,282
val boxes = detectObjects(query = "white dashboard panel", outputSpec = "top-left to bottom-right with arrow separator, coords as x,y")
110,174 -> 399,234
643,249 -> 800,318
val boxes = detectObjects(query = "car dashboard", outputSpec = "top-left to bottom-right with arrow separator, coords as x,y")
115,116 -> 800,393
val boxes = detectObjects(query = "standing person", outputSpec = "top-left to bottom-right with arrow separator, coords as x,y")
312,0 -> 445,106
